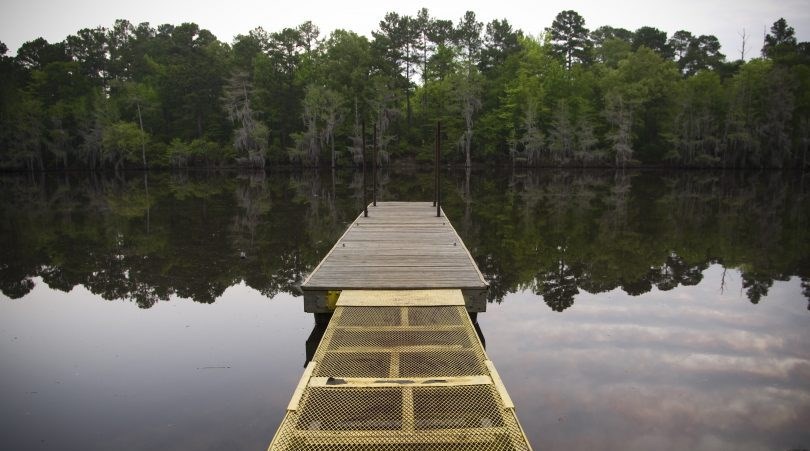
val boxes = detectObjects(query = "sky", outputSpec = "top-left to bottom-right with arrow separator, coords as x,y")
3,0 -> 810,59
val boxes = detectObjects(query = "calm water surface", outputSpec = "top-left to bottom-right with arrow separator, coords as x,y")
1,169 -> 808,451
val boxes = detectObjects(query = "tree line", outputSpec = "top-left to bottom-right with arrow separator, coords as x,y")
1,10 -> 809,170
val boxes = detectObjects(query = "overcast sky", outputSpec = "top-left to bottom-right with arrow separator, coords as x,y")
3,0 -> 809,60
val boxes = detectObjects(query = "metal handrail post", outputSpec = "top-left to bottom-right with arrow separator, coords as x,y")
433,122 -> 438,207
362,121 -> 368,217
436,121 -> 441,217
373,124 -> 377,207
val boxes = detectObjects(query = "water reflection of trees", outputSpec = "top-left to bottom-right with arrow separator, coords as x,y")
0,169 -> 807,311
443,169 -> 810,312
0,171 -> 356,307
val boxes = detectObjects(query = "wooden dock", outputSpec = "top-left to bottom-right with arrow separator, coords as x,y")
268,290 -> 532,450
301,202 -> 489,314
270,202 -> 531,449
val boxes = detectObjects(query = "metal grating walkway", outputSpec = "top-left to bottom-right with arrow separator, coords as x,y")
268,290 -> 532,451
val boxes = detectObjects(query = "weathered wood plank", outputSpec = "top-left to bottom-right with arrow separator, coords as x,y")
302,202 -> 488,291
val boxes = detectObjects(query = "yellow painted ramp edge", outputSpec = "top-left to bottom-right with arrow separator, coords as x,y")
337,289 -> 465,306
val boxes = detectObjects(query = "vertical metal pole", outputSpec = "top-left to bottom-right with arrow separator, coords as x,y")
436,121 -> 441,217
373,124 -> 377,207
362,121 -> 368,217
433,122 -> 438,207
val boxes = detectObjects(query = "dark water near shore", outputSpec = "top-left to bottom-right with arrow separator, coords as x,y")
1,169 -> 808,451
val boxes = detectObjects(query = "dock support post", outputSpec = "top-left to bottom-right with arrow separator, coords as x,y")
436,121 -> 441,217
373,124 -> 377,207
362,121 -> 368,217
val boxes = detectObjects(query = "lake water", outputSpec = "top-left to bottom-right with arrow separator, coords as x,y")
1,169 -> 808,451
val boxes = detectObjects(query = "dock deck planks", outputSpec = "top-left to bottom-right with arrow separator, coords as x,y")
302,202 -> 488,291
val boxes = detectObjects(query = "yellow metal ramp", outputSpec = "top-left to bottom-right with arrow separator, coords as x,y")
268,290 -> 532,451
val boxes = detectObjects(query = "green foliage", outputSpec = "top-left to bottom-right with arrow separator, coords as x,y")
602,47 -> 681,162
547,10 -> 592,69
632,26 -> 672,57
101,121 -> 148,170
667,70 -> 726,165
763,18 -> 797,59
167,137 -> 232,168
0,13 -> 808,170
320,30 -> 372,106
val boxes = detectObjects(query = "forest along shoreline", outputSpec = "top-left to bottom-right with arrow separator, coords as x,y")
1,10 -> 808,172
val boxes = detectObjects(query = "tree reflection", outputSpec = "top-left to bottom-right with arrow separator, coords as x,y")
537,255 -> 579,312
803,278 -> 810,310
0,171 -> 352,306
443,168 -> 809,312
741,273 -> 773,304
0,169 -> 808,312
650,254 -> 705,291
